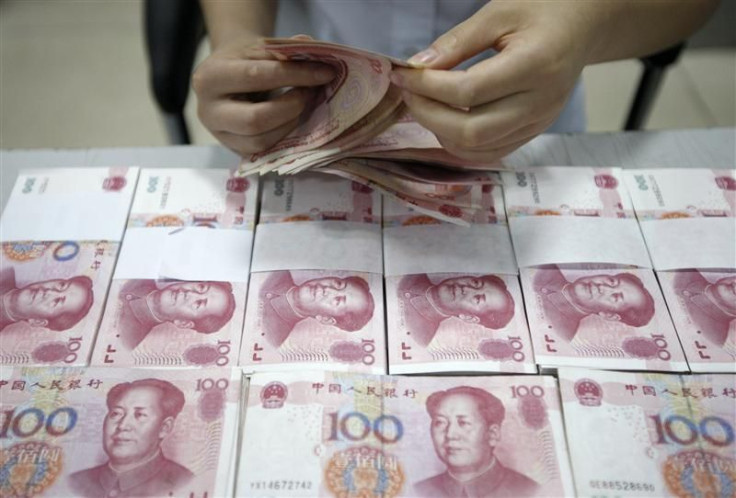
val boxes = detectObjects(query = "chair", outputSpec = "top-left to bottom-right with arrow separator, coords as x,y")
143,0 -> 686,144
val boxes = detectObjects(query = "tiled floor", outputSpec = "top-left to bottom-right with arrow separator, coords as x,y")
1,0 -> 734,151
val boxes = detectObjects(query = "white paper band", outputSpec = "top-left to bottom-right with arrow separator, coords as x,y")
1,192 -> 134,242
509,216 -> 652,268
114,227 -> 253,282
251,221 -> 382,274
640,218 -> 736,270
384,224 -> 517,277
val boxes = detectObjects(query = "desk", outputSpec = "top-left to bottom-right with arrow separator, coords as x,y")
2,127 -> 734,214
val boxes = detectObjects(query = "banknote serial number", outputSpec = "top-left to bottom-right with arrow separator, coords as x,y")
250,480 -> 313,491
589,480 -> 655,493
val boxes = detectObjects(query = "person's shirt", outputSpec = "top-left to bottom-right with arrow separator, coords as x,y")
274,0 -> 586,133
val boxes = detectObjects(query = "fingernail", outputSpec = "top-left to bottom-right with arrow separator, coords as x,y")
407,47 -> 438,67
389,71 -> 404,87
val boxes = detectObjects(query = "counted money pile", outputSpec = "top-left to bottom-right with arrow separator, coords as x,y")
0,160 -> 734,496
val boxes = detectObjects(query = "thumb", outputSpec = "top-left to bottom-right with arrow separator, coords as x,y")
407,4 -> 504,69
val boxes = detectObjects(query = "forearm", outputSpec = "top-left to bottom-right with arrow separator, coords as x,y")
580,0 -> 720,64
200,0 -> 277,48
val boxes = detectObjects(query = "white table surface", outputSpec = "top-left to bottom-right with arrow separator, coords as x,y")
2,127 -> 734,216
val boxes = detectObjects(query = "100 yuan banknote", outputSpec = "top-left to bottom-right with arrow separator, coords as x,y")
0,366 -> 241,498
126,168 -> 257,229
520,265 -> 688,371
258,173 -> 379,224
382,185 -> 506,227
560,368 -> 736,497
658,270 -> 736,372
503,167 -> 634,218
0,241 -> 118,366
91,279 -> 247,367
385,273 -> 535,374
625,168 -> 735,220
238,371 -> 575,497
239,270 -> 386,374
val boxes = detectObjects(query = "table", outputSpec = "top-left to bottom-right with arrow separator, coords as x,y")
2,127 -> 734,215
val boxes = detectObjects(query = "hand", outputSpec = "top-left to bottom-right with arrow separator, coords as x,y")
389,2 -> 593,162
192,35 -> 335,156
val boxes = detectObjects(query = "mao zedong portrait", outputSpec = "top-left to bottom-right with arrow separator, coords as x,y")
69,378 -> 193,497
0,267 -> 93,333
533,268 -> 655,340
116,280 -> 236,349
674,272 -> 736,346
259,271 -> 375,347
415,386 -> 538,498
398,274 -> 515,346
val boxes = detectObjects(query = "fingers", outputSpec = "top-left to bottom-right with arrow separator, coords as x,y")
393,49 -> 541,109
193,58 -> 335,97
200,87 -> 312,136
407,2 -> 505,69
214,116 -> 301,156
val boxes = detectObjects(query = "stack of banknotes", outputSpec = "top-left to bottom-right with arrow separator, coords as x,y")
1,165 -> 735,497
238,38 -> 506,223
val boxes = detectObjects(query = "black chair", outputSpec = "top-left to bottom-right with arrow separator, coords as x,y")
143,0 -> 686,144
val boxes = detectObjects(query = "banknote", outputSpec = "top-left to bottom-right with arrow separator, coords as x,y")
90,279 -> 247,367
127,168 -> 257,229
7,166 -> 135,198
0,366 -> 241,498
237,371 -> 575,497
239,270 -> 386,374
0,240 -> 118,366
520,265 -> 688,371
382,184 -> 506,227
658,270 -> 736,372
502,167 -> 635,218
243,40 -> 399,173
624,168 -> 736,220
559,367 -> 736,497
258,172 -> 380,224
385,273 -> 536,374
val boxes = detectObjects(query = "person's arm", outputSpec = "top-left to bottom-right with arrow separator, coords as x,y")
193,0 -> 335,156
390,1 -> 721,162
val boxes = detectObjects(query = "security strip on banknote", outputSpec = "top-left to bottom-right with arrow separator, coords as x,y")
0,167 -> 139,366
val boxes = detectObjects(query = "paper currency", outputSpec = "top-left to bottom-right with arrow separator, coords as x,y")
382,184 -> 506,227
560,367 -> 736,497
91,169 -> 254,367
258,172 -> 380,224
0,366 -> 241,497
0,241 -> 118,366
624,168 -> 735,220
237,371 -> 575,497
520,265 -> 688,371
126,168 -> 257,229
385,273 -> 536,374
502,167 -> 634,219
239,270 -> 386,374
658,270 -> 736,372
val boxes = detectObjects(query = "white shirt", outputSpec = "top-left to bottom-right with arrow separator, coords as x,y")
275,0 -> 586,133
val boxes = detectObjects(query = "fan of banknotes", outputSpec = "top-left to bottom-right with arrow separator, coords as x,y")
237,38 -> 506,224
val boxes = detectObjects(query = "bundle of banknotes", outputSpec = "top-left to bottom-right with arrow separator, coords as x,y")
1,165 -> 735,497
237,38 -> 506,224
